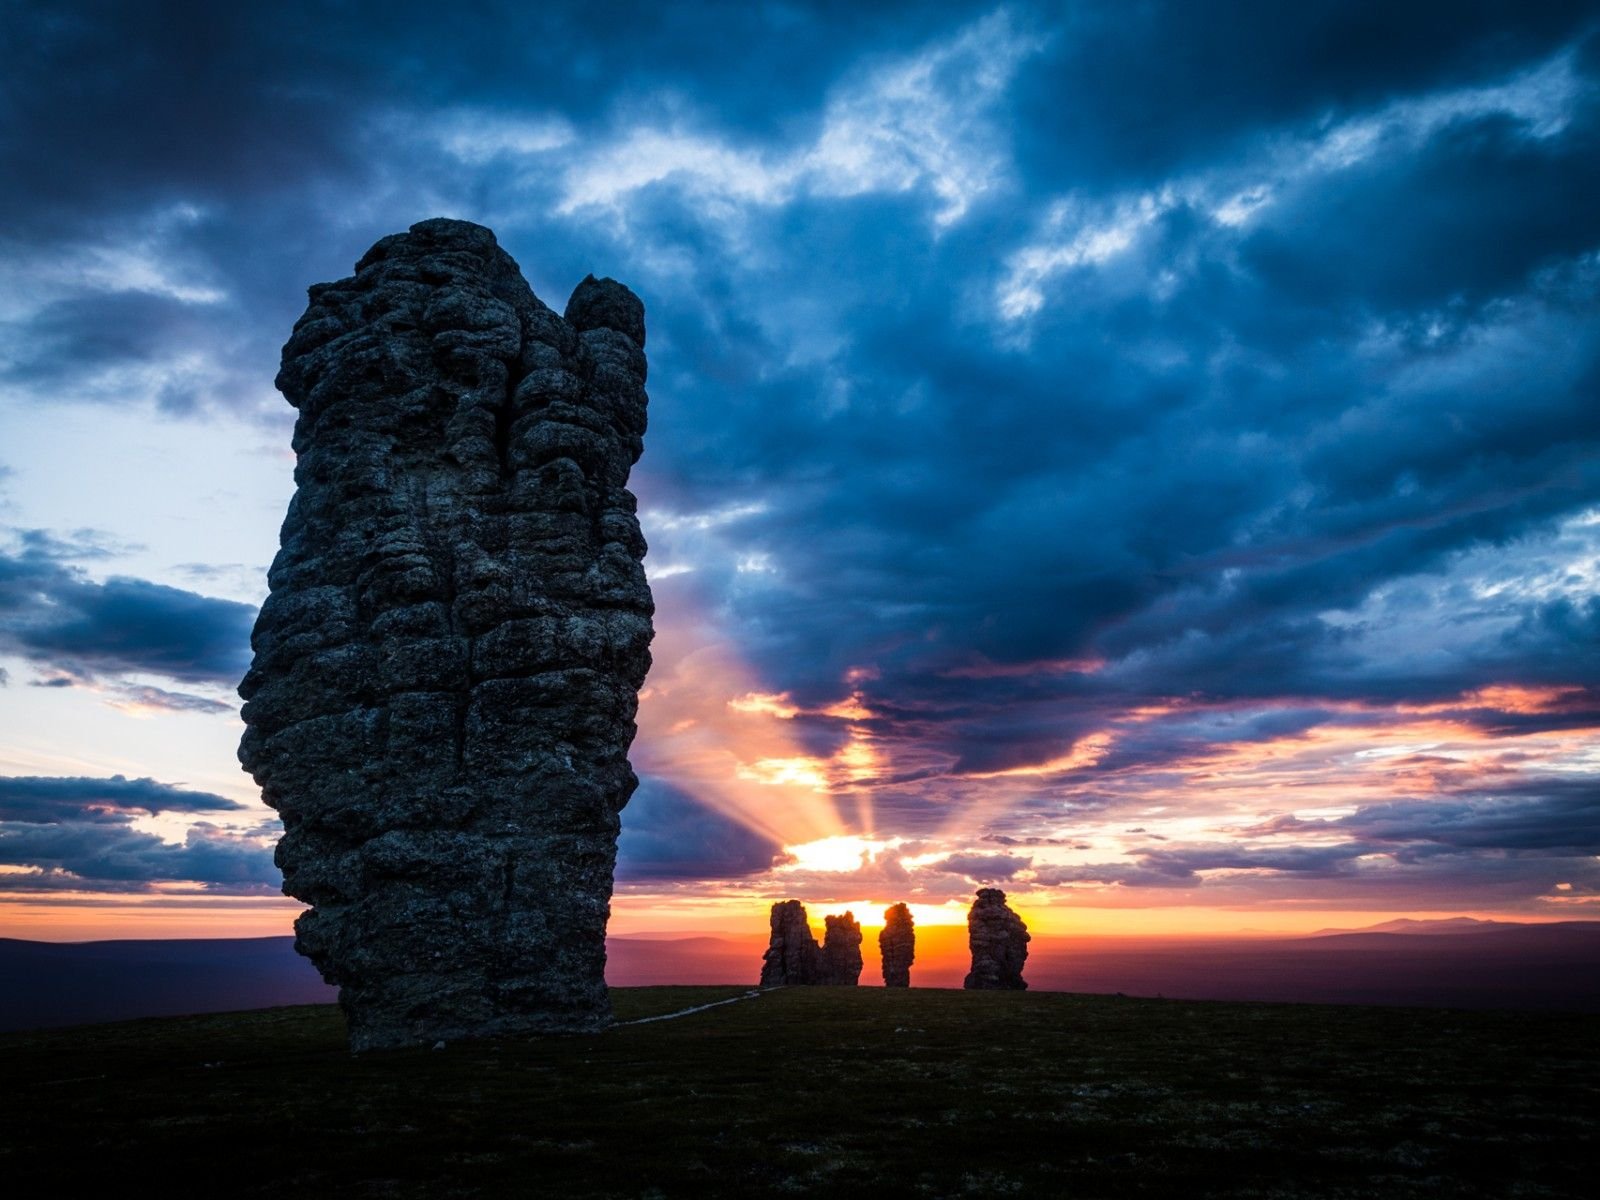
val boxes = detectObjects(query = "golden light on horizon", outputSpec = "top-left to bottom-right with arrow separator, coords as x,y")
727,692 -> 802,719
780,834 -> 901,873
849,900 -> 970,928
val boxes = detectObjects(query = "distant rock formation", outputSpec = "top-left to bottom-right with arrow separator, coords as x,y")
238,218 -> 653,1052
758,900 -> 873,986
760,899 -> 823,986
879,902 -> 915,987
820,912 -> 864,986
964,888 -> 1030,990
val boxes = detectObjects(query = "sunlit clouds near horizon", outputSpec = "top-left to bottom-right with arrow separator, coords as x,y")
2,1 -> 1598,938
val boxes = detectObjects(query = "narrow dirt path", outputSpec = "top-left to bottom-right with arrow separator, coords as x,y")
614,989 -> 768,1027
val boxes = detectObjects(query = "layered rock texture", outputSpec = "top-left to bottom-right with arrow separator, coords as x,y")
760,900 -> 822,986
879,902 -> 916,988
238,218 -> 653,1051
820,912 -> 864,986
963,888 -> 1030,991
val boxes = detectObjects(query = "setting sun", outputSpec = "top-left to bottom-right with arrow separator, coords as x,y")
781,835 -> 898,873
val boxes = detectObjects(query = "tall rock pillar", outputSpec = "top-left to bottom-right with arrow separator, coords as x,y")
760,899 -> 822,986
238,218 -> 653,1051
963,888 -> 1030,991
879,902 -> 915,987
820,912 -> 864,985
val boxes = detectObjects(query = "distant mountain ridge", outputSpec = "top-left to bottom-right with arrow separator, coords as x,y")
5,918 -> 1598,1033
1307,917 -> 1600,937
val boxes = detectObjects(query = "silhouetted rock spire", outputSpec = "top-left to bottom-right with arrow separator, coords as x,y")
760,899 -> 823,986
879,902 -> 916,987
820,912 -> 864,985
964,888 -> 1030,990
238,218 -> 653,1051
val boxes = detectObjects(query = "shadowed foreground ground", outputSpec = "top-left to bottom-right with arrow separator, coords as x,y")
2,987 -> 1594,1197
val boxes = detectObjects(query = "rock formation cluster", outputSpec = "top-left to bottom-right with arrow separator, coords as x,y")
761,891 -> 1028,991
963,888 -> 1030,990
879,902 -> 915,987
238,218 -> 653,1051
820,912 -> 864,986
759,900 -> 864,986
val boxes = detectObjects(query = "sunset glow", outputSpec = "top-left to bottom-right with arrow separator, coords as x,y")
781,836 -> 898,874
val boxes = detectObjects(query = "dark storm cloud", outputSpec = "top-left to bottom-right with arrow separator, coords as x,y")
928,852 -> 1032,883
0,820 -> 276,892
0,532 -> 255,686
0,773 -> 271,892
9,528 -> 137,560
0,292 -> 231,413
1252,780 -> 1600,856
1031,847 -> 1600,907
646,212 -> 1597,725
0,0 -> 964,420
1134,842 -> 1376,882
615,777 -> 782,882
1028,861 -> 1200,890
0,774 -> 242,823
0,0 -> 952,228
1023,781 -> 1600,902
647,20 -> 1600,712
1501,596 -> 1600,671
1242,110 -> 1600,313
1010,1 -> 1599,187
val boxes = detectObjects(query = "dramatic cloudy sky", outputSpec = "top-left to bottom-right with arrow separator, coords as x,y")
3,1 -> 1598,937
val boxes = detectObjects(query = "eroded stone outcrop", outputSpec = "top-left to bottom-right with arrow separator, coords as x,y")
238,218 -> 653,1051
820,912 -> 864,986
963,888 -> 1029,991
879,902 -> 915,987
760,899 -> 822,986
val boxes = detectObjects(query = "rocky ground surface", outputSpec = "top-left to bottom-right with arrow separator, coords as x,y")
2,987 -> 1594,1198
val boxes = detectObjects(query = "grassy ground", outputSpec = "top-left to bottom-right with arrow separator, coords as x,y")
1,986 -> 1594,1198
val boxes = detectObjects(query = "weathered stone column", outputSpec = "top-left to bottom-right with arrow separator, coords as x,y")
759,899 -> 821,986
879,902 -> 915,987
963,888 -> 1029,990
238,218 -> 653,1051
820,912 -> 864,985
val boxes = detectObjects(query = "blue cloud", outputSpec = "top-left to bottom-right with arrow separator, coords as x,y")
1021,781 -> 1600,901
0,773 -> 272,892
930,852 -> 1032,883
0,821 -> 276,892
0,532 -> 255,686
0,773 -> 242,823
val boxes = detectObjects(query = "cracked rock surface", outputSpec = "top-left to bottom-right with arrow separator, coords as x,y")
964,888 -> 1030,991
879,902 -> 915,988
238,218 -> 652,1051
